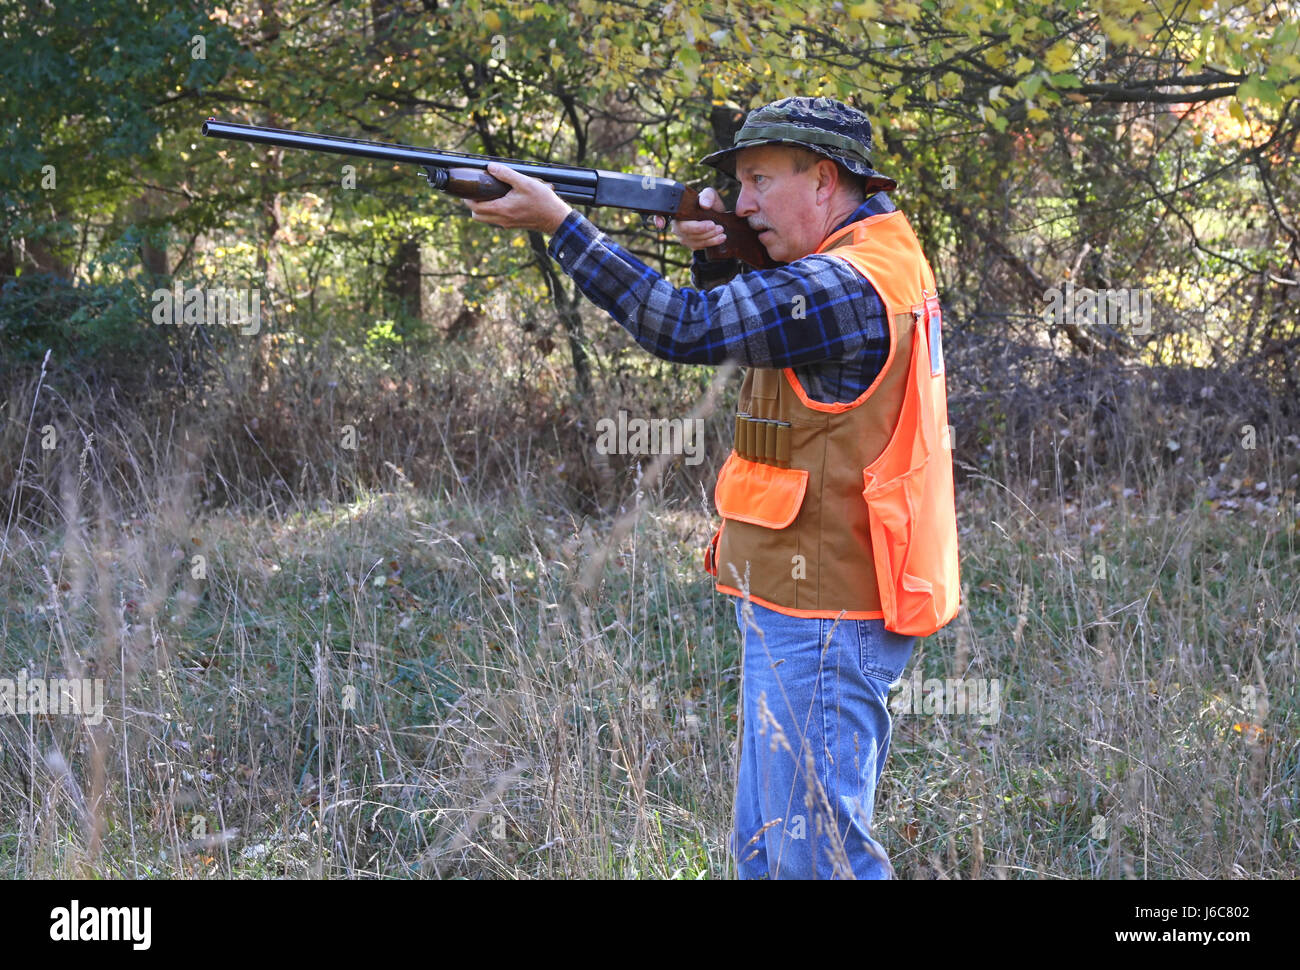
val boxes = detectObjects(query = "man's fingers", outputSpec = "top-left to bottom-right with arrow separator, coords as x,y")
465,199 -> 509,226
677,219 -> 722,234
485,160 -> 525,185
460,171 -> 570,233
673,226 -> 727,250
677,219 -> 727,243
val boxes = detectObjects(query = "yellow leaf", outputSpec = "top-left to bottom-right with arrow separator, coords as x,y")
1027,107 -> 1049,122
1229,99 -> 1245,122
484,10 -> 501,31
1045,41 -> 1073,72
1014,55 -> 1034,75
1233,722 -> 1267,743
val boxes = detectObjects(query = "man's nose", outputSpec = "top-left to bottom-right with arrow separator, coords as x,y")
735,186 -> 757,218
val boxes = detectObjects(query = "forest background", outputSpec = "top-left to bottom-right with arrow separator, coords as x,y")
0,0 -> 1296,878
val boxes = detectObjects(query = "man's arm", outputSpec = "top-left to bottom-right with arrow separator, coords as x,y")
546,210 -> 885,368
463,161 -> 886,370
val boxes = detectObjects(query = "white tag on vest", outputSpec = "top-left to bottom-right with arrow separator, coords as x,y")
924,294 -> 944,377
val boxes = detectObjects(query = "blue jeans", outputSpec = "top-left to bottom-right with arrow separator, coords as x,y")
730,597 -> 917,879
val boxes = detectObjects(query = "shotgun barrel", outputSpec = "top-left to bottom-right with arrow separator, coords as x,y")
202,119 -> 601,203
201,118 -> 779,268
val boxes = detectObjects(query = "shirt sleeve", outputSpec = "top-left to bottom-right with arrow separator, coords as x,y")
546,210 -> 887,368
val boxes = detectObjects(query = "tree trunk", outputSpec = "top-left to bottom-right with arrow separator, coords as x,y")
23,205 -> 73,279
527,230 -> 592,400
370,0 -> 412,56
132,190 -> 169,282
384,238 -> 424,331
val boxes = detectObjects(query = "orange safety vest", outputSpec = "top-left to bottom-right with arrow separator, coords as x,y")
704,209 -> 961,637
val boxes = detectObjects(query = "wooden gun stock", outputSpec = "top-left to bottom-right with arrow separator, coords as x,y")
675,187 -> 782,270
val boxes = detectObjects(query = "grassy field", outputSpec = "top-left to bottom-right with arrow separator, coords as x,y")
1,450 -> 1294,879
0,335 -> 1296,880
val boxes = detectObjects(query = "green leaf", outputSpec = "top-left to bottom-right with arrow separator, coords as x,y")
1238,76 -> 1281,107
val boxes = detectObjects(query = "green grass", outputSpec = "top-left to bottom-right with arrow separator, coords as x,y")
0,403 -> 1295,879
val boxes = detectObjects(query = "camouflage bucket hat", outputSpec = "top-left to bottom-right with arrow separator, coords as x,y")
700,96 -> 897,193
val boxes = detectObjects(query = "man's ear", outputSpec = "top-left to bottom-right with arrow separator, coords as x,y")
815,158 -> 840,205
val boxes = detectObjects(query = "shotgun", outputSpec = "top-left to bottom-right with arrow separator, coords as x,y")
201,119 -> 778,270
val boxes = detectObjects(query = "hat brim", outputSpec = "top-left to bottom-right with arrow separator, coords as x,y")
700,139 -> 897,193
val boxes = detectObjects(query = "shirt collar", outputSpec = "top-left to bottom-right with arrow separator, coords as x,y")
834,191 -> 896,233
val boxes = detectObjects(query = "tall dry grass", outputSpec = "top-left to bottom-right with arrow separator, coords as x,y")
1,323 -> 1295,879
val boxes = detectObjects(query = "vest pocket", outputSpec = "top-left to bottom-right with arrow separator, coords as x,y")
714,453 -> 809,529
862,463 -> 939,636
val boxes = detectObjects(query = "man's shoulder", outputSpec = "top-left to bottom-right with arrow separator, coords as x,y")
787,252 -> 875,286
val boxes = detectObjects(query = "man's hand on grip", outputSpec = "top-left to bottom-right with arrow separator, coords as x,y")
462,162 -> 573,234
651,188 -> 729,251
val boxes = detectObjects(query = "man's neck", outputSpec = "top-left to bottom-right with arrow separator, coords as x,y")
822,195 -> 863,240
836,192 -> 895,229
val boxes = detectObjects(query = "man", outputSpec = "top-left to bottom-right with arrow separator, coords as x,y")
464,96 -> 961,879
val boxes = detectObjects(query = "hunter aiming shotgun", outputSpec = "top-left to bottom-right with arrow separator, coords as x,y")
202,119 -> 779,269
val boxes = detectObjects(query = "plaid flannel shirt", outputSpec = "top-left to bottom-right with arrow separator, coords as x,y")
545,192 -> 897,404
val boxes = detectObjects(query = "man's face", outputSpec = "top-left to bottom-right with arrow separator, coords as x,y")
733,144 -> 840,262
